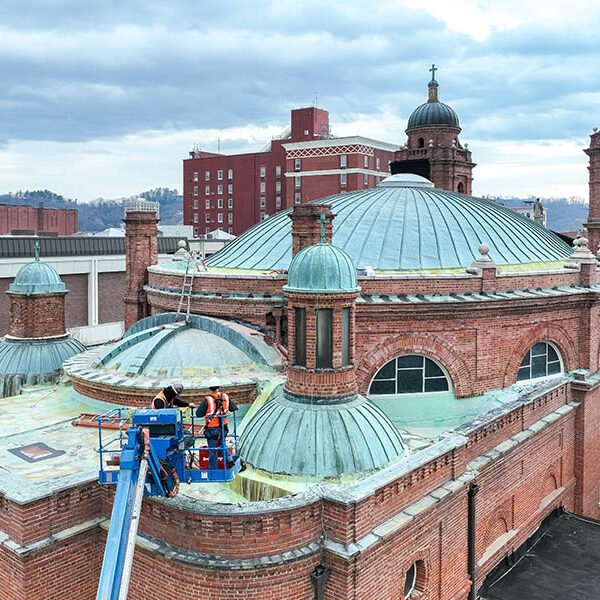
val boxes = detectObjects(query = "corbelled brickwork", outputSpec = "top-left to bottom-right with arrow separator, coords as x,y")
7,293 -> 66,338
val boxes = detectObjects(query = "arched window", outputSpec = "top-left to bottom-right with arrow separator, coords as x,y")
457,182 -> 464,193
404,563 -> 416,598
517,342 -> 562,381
417,137 -> 425,148
369,355 -> 450,395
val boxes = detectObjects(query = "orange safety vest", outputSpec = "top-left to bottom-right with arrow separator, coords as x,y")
150,389 -> 170,410
204,392 -> 229,428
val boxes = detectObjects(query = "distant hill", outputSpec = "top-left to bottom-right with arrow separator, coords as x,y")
484,196 -> 588,233
0,188 -> 182,232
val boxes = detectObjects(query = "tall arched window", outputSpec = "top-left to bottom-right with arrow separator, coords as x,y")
417,137 -> 425,148
369,355 -> 450,395
517,342 -> 562,381
457,181 -> 464,193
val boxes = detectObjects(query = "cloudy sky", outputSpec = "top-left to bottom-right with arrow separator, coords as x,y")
0,0 -> 598,201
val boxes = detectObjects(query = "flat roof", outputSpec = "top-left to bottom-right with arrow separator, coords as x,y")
479,511 -> 600,600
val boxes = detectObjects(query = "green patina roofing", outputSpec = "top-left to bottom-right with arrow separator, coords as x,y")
92,312 -> 281,379
0,336 -> 85,376
8,259 -> 66,295
284,243 -> 360,294
240,385 -> 405,477
205,184 -> 571,273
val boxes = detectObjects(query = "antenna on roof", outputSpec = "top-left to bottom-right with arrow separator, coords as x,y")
314,91 -> 318,108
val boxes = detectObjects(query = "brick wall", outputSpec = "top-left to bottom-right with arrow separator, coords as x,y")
98,272 -> 125,324
62,273 -> 88,328
0,278 -> 12,335
8,294 -> 66,338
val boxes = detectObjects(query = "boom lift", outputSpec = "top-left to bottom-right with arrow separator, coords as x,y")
95,408 -> 241,600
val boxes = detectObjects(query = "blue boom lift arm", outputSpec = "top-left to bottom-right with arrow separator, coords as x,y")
95,408 -> 241,600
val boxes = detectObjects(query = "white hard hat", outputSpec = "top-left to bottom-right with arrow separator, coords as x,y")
207,376 -> 221,389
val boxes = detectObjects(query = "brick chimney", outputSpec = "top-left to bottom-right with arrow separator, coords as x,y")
123,199 -> 159,331
289,204 -> 335,258
585,129 -> 600,254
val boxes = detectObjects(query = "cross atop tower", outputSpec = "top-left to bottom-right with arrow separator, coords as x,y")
34,240 -> 40,261
318,213 -> 327,243
429,63 -> 437,82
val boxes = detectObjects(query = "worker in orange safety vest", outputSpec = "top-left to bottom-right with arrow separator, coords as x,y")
150,383 -> 196,410
195,377 -> 238,470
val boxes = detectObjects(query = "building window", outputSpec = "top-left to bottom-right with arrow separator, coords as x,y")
404,563 -> 417,598
369,355 -> 450,395
341,307 -> 350,366
228,226 -> 233,234
316,309 -> 333,369
276,181 -> 281,192
340,154 -> 347,168
364,173 -> 368,185
228,183 -> 233,194
205,170 -> 210,181
260,166 -> 266,178
205,227 -> 210,234
364,155 -> 368,168
193,199 -> 198,209
228,198 -> 233,209
217,169 -> 223,180
376,157 -> 380,170
261,212 -> 267,220
228,169 -> 233,180
205,199 -> 210,209
457,182 -> 465,193
194,214 -> 198,223
228,213 -> 233,224
517,342 -> 562,381
295,193 -> 301,204
294,158 -> 301,171
260,181 -> 266,193
217,198 -> 223,208
340,173 -> 347,186
276,165 -> 281,177
193,171 -> 198,181
260,197 -> 266,208
217,213 -> 223,223
418,138 -> 425,148
193,186 -> 198,196
193,227 -> 198,237
294,308 -> 306,367
205,214 -> 211,223
295,176 -> 301,189
205,185 -> 210,195
217,184 -> 223,194
275,196 -> 281,209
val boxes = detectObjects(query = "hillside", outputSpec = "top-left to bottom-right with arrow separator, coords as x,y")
0,188 -> 183,232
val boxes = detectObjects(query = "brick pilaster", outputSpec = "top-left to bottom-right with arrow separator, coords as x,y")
584,131 -> 600,254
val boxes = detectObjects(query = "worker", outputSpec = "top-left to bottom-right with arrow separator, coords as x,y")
150,383 -> 196,410
195,377 -> 238,470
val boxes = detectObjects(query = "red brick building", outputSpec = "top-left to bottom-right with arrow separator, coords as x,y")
0,204 -> 77,235
182,107 -> 397,236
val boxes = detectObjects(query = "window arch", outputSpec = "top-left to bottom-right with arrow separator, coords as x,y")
369,354 -> 451,395
457,181 -> 464,193
417,137 -> 425,148
517,342 -> 563,381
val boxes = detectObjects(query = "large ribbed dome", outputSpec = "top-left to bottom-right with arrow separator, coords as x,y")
206,177 -> 572,273
407,100 -> 459,130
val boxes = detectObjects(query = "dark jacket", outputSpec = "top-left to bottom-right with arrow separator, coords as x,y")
152,386 -> 190,409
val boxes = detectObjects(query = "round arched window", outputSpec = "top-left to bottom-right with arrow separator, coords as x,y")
404,563 -> 417,598
517,342 -> 562,381
369,355 -> 450,395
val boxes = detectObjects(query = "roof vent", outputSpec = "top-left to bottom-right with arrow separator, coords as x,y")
378,173 -> 434,188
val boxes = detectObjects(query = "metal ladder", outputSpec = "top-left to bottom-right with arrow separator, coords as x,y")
175,252 -> 204,323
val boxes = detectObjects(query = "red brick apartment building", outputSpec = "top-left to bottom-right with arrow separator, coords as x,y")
0,204 -> 77,235
182,107 -> 398,236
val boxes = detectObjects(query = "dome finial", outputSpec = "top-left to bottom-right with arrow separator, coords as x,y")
34,240 -> 40,262
428,63 -> 439,103
318,212 -> 327,243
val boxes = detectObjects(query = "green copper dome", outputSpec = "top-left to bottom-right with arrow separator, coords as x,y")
407,100 -> 459,130
8,261 -> 66,295
240,386 -> 405,477
284,243 -> 360,294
